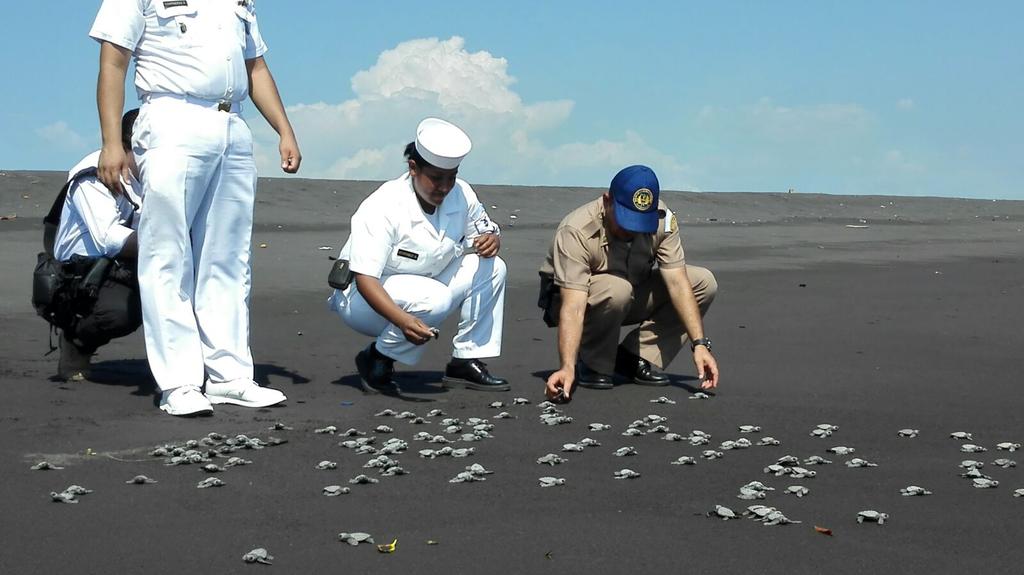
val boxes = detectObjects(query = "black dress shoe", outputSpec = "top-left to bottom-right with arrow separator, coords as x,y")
58,332 -> 94,382
442,359 -> 510,391
355,344 -> 400,395
576,361 -> 613,390
615,347 -> 670,386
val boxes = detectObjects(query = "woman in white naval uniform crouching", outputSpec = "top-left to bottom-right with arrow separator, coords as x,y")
329,118 -> 509,393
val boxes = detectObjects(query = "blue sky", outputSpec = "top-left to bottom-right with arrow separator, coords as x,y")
3,1 -> 1021,199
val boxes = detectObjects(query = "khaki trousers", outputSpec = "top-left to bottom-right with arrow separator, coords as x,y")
579,265 -> 717,374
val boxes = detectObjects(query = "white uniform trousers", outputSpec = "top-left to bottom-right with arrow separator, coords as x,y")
337,254 -> 506,365
134,96 -> 256,392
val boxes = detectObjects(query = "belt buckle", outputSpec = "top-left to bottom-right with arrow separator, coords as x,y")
217,100 -> 232,112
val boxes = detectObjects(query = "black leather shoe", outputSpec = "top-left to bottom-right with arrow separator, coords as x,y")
355,344 -> 400,395
58,333 -> 93,382
442,359 -> 510,391
576,361 -> 613,390
615,347 -> 670,386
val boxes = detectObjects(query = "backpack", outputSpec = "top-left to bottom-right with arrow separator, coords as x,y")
31,167 -> 97,328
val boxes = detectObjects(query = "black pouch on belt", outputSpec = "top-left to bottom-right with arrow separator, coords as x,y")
77,257 -> 113,301
537,272 -> 562,328
328,259 -> 354,290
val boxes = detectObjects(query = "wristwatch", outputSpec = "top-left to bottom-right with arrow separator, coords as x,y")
691,337 -> 712,352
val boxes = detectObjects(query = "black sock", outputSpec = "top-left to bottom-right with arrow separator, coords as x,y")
449,357 -> 473,366
369,343 -> 393,362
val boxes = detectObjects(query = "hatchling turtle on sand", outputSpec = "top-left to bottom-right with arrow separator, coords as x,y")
810,429 -> 833,438
268,422 -> 292,431
408,417 -> 427,424
950,431 -> 973,440
784,485 -> 809,497
537,453 -> 567,466
961,444 -> 987,453
589,423 -> 612,431
737,488 -> 766,500
739,425 -> 761,434
375,409 -> 397,417
688,436 -> 710,446
494,412 -> 514,419
563,443 -> 584,452
689,392 -> 710,400
225,457 -> 251,467
662,433 -> 685,442
201,464 -> 225,473
702,450 -> 724,460
857,510 -> 888,524
379,465 -> 408,476
242,548 -> 273,564
323,485 -> 350,496
897,428 -> 919,438
719,441 -> 738,450
845,458 -> 878,468
449,471 -> 486,483
538,401 -> 557,409
900,485 -> 932,496
671,456 -> 696,465
614,446 -> 638,457
465,463 -> 493,476
992,458 -> 1017,469
708,505 -> 737,520
419,449 -> 441,459
342,428 -> 367,437
512,397 -> 531,405
126,475 -> 157,484
63,485 -> 92,496
743,505 -> 774,520
441,418 -> 461,426
756,437 -> 781,446
650,396 -> 676,404
613,469 -> 641,479
960,467 -> 992,480
803,455 -> 832,465
762,509 -> 801,526
395,411 -> 417,419
316,461 -> 338,470
579,438 -> 601,447
460,434 -> 482,443
197,477 -> 225,489
444,425 -> 463,434
31,461 -> 64,470
349,474 -> 380,485
960,460 -> 984,469
450,448 -> 475,458
428,435 -> 452,444
1013,489 -> 1024,497
541,415 -> 573,426
764,464 -> 791,476
427,409 -> 446,417
374,425 -> 394,434
776,455 -> 800,466
690,430 -> 712,438
314,426 -> 337,435
828,446 -> 855,455
972,478 -> 999,489
474,429 -> 493,439
539,476 -> 566,487
489,401 -> 506,408
51,491 -> 79,503
338,532 -> 375,546
622,427 -> 646,437
649,425 -> 670,434
997,442 -> 1021,452
788,467 -> 816,479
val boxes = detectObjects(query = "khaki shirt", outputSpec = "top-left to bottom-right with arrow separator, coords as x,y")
540,198 -> 685,292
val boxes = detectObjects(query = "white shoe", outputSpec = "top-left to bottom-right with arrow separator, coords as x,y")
160,385 -> 214,416
204,379 -> 287,408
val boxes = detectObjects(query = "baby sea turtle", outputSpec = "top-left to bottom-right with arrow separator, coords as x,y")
817,424 -> 839,432
427,408 -> 446,417
395,411 -> 417,419
562,443 -> 584,452
537,453 -> 567,466
742,481 -> 775,492
949,431 -> 973,441
997,442 -> 1021,452
338,532 -> 375,546
690,430 -> 712,438
441,417 -> 462,426
465,463 -> 493,476
784,485 -> 809,497
900,485 -> 932,496
1013,489 -> 1024,498
354,445 -> 377,455
539,476 -> 566,487
708,505 -> 737,520
314,425 -> 338,435
613,469 -> 641,479
197,477 -> 225,489
126,475 -> 157,484
662,433 -> 685,442
578,438 -> 601,447
689,392 -> 710,400
225,456 -> 252,467
379,466 -> 408,476
363,456 -> 397,469
614,446 -> 638,457
449,471 -> 486,483
538,401 -> 557,409
737,488 -> 766,501
62,485 -> 92,496
671,456 -> 696,465
408,417 -> 428,424
622,427 -> 647,437
460,434 -> 482,443
763,464 -> 791,476
857,510 -> 888,525
340,428 -> 366,437
323,485 -> 350,496
789,467 -> 817,479
412,432 -> 432,441
828,446 -> 855,455
443,425 -> 463,435
776,455 -> 800,466
810,429 -> 832,438
428,435 -> 452,444
719,441 -> 738,450
450,448 -> 475,458
702,450 -> 724,460
738,425 -> 762,434
743,505 -> 775,520
845,458 -> 878,468
374,425 -> 393,434
512,397 -> 531,405
960,468 -> 991,480
649,425 -> 671,434
650,396 -> 676,404
762,509 -> 801,526
242,548 -> 273,565
647,414 -> 668,424
688,436 -> 710,446
51,491 -> 80,504
960,460 -> 984,469
494,412 -> 514,419
897,428 -> 919,438
992,458 -> 1017,469
418,449 -> 441,459
541,415 -> 574,426
488,401 -> 506,409
268,422 -> 292,431
802,455 -> 833,465
473,423 -> 495,432
961,444 -> 987,453
972,478 -> 999,489
201,464 -> 225,473
374,409 -> 397,417
629,419 -> 650,429
589,423 -> 612,431
349,474 -> 380,485
31,461 -> 64,470
756,437 -> 781,446
316,461 -> 338,470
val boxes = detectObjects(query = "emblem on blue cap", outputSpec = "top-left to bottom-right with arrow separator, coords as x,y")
633,188 -> 653,211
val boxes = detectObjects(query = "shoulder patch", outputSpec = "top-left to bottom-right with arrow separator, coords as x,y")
663,208 -> 677,233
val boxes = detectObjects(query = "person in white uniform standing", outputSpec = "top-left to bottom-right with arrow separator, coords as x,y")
90,0 -> 301,416
329,118 -> 510,394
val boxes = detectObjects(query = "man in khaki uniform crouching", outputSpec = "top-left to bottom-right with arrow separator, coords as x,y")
539,165 -> 720,401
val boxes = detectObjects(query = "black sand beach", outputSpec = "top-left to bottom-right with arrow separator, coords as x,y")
1,171 -> 1023,573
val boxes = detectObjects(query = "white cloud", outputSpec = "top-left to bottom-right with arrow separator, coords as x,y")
36,121 -> 88,150
251,37 -> 692,189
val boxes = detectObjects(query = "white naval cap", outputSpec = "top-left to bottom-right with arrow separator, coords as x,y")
414,118 -> 472,170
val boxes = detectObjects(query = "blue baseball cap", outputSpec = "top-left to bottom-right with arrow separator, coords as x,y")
609,165 -> 660,233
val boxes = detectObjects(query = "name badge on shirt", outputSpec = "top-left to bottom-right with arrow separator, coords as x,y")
473,216 -> 498,235
396,249 -> 420,261
163,0 -> 189,7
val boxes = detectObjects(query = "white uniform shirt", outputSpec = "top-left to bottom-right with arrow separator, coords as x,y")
338,173 -> 499,283
54,151 -> 143,262
89,0 -> 267,102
